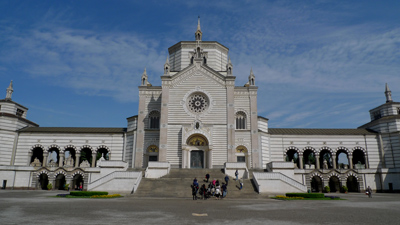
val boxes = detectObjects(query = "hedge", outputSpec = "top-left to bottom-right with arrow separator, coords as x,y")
286,193 -> 324,198
70,191 -> 108,196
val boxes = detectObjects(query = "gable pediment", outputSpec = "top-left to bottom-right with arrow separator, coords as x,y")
169,64 -> 226,88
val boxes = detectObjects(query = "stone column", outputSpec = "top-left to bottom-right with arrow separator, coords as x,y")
349,155 -> 353,169
43,152 -> 48,167
27,151 -> 33,166
332,154 -> 337,169
75,152 -> 81,167
299,153 -> 304,169
316,153 -> 320,169
59,152 -> 65,167
91,152 -> 96,167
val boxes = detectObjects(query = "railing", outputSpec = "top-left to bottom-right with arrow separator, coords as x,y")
267,161 -> 295,169
88,171 -> 141,190
253,172 -> 307,192
132,171 -> 142,194
145,162 -> 170,178
97,160 -> 128,169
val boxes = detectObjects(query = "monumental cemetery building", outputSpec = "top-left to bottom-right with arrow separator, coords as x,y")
1,19 -> 400,194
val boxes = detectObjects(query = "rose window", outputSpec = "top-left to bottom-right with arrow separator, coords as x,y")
187,93 -> 209,113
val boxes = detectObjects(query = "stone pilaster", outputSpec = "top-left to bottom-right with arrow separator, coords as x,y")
207,149 -> 213,169
365,154 -> 369,169
135,87 -> 148,168
249,87 -> 260,169
316,153 -> 320,169
159,78 -> 170,163
27,151 -> 33,166
226,78 -> 235,162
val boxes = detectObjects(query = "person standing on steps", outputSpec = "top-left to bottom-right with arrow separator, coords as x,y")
235,170 -> 239,180
205,173 -> 210,182
222,183 -> 227,198
191,184 -> 198,200
367,186 -> 372,198
239,178 -> 243,190
224,175 -> 229,186
212,178 -> 216,186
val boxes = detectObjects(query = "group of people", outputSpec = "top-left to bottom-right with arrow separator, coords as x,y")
191,170 -> 243,200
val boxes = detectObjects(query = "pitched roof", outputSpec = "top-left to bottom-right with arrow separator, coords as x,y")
267,128 -> 377,135
18,127 -> 126,133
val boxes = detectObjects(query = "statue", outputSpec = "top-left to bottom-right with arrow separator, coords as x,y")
323,159 -> 328,169
48,159 -> 58,167
79,160 -> 90,168
30,157 -> 42,167
96,155 -> 105,167
64,156 -> 74,167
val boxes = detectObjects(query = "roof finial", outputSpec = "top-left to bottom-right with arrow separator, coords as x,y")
5,80 -> 13,100
195,16 -> 202,41
385,83 -> 393,103
197,16 -> 201,31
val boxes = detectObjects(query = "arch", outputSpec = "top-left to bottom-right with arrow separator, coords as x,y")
30,144 -> 45,152
302,147 -> 317,169
146,145 -> 159,163
38,173 -> 49,190
336,147 -> 350,169
319,147 -> 333,169
235,111 -> 247,129
328,173 -> 340,192
79,146 -> 93,166
285,147 -> 300,168
36,170 -> 49,178
53,170 -> 67,179
64,145 -> 76,167
30,146 -> 44,165
148,110 -> 160,129
352,148 -> 366,168
311,175 -> 323,193
346,175 -> 359,192
47,145 -> 60,166
187,134 -> 209,146
72,171 -> 84,190
55,173 -> 66,190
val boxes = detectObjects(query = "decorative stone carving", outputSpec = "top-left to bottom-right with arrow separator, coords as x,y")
47,159 -> 58,167
64,156 -> 74,168
96,156 -> 105,167
323,159 -> 329,169
79,160 -> 90,168
30,158 -> 42,167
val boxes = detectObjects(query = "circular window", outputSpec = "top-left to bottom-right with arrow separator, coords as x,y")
187,93 -> 209,114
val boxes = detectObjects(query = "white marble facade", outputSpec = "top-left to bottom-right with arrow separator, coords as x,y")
1,19 -> 400,192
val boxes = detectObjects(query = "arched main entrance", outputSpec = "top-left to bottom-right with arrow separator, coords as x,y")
38,173 -> 49,190
347,176 -> 359,192
329,176 -> 340,192
55,174 -> 66,190
236,145 -> 249,168
184,134 -> 209,169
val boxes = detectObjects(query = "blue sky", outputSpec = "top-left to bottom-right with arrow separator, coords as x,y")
0,0 -> 399,128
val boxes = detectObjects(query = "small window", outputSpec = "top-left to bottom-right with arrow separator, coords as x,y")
235,111 -> 246,129
16,109 -> 24,117
149,111 -> 160,129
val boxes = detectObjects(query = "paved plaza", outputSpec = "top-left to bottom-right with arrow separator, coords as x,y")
1,190 -> 400,225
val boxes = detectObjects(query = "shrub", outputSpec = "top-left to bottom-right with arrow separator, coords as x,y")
90,194 -> 122,198
324,186 -> 330,193
286,193 -> 324,198
47,183 -> 53,190
341,186 -> 348,193
64,184 -> 69,191
70,191 -> 108,196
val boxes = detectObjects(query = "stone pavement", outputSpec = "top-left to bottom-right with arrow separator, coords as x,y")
1,190 -> 400,225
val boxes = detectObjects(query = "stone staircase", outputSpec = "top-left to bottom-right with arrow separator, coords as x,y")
133,168 -> 264,199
